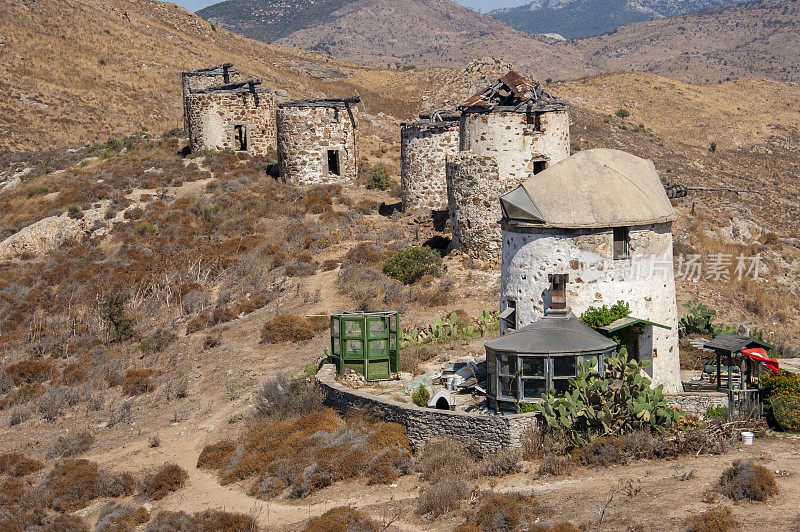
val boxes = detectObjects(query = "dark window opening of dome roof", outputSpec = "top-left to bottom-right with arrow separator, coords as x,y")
613,226 -> 630,260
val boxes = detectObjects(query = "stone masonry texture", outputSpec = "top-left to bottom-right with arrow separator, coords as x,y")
186,91 -> 276,156
401,121 -> 460,212
277,104 -> 358,186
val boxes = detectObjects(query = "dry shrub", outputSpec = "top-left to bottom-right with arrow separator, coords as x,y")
142,463 -> 188,501
418,438 -> 475,481
304,506 -> 379,532
462,493 -> 545,532
5,359 -> 53,386
529,524 -> 581,532
481,448 -> 522,477
416,476 -> 471,517
254,374 -> 324,419
43,514 -> 91,532
537,454 -> 575,477
196,441 -> 236,470
59,363 -> 87,385
95,503 -> 150,532
261,314 -> 315,343
322,259 -> 340,271
414,285 -> 449,307
186,314 -> 210,335
400,344 -> 439,375
687,506 -> 739,532
343,243 -> 387,266
37,386 -> 81,421
0,453 -> 43,477
46,431 -> 95,460
122,369 -> 153,395
0,383 -> 45,410
41,459 -> 135,511
224,410 -> 411,500
572,436 -> 626,467
146,510 -> 257,532
715,460 -> 778,501
0,477 -> 47,529
303,188 -> 333,214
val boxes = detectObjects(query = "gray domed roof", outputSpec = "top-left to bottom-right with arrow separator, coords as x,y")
500,149 -> 675,229
484,311 -> 617,354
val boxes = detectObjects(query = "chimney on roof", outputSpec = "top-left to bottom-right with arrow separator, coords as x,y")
548,273 -> 569,310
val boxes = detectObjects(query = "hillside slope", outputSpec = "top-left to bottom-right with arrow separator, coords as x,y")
489,0 -> 752,40
0,0 -> 433,152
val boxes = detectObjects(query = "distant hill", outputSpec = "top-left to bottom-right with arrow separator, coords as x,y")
489,0 -> 753,40
197,0 -> 353,42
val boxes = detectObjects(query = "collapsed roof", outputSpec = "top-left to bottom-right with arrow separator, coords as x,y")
278,97 -> 361,108
401,109 -> 461,128
459,71 -> 568,113
183,63 -> 238,78
191,79 -> 268,95
500,148 -> 676,229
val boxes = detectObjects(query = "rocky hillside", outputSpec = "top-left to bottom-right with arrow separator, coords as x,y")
0,0 -> 433,152
489,0 -> 753,40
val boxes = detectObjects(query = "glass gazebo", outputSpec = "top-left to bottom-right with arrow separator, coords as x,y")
484,308 -> 617,412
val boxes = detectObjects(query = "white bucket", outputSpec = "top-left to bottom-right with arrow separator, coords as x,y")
741,431 -> 754,445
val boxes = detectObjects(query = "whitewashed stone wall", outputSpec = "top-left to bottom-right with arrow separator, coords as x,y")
401,121 -> 460,212
186,91 -> 277,156
277,105 -> 358,186
181,70 -> 242,133
316,365 -> 537,453
460,110 -> 570,182
500,222 -> 682,393
446,153 -> 511,260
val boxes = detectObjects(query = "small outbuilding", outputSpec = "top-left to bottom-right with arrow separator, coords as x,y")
485,307 -> 617,412
329,311 -> 399,380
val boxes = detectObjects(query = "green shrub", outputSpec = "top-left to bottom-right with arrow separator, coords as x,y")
704,405 -> 728,421
367,164 -> 391,190
134,222 -> 159,236
615,108 -> 630,119
412,384 -> 430,407
679,301 -> 733,338
382,246 -> 441,284
770,394 -> 800,432
534,349 -> 682,447
579,301 -> 630,329
104,294 -> 135,341
26,185 -> 50,198
67,205 -> 83,219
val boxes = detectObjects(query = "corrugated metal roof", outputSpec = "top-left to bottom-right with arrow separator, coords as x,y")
485,311 -> 617,354
501,148 -> 676,229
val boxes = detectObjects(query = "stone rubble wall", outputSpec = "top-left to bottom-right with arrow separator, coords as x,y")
401,122 -> 460,212
316,364 -> 537,454
460,110 -> 570,182
666,392 -> 729,415
277,105 -> 358,186
186,91 -> 277,156
446,152 -> 512,261
500,223 -> 682,393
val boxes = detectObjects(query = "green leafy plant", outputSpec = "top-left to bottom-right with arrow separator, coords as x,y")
679,301 -> 734,338
770,395 -> 800,432
533,349 -> 682,447
382,246 -> 441,284
104,294 -> 135,342
615,108 -> 630,119
579,301 -> 631,329
412,384 -> 430,407
704,405 -> 728,421
367,164 -> 391,190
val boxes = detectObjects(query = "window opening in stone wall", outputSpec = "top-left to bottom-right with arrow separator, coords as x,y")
327,150 -> 341,176
533,160 -> 547,175
234,125 -> 248,152
613,227 -> 630,260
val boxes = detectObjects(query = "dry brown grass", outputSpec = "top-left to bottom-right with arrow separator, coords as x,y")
122,369 -> 153,395
5,359 -> 53,386
95,503 -> 151,532
42,459 -> 136,512
142,463 -> 188,501
687,506 -> 739,532
417,438 -> 475,482
196,441 -> 237,471
416,476 -> 471,517
146,510 -> 258,532
260,314 -> 315,344
47,431 -> 95,460
43,514 -> 91,532
715,460 -> 779,501
0,453 -> 44,477
304,506 -> 379,532
537,454 -> 576,477
459,492 -> 547,531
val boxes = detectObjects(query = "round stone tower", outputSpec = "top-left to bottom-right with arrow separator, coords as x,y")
400,112 -> 460,212
276,98 -> 360,186
498,148 -> 681,393
181,64 -> 241,134
445,152 -> 503,260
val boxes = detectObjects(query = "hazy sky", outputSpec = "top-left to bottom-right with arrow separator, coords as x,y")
172,0 -> 529,13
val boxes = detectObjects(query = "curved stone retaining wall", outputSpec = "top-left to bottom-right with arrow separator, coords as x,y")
316,364 -> 537,454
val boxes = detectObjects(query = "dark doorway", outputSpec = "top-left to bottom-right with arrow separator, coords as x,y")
613,227 -> 630,260
327,150 -> 341,176
533,160 -> 547,174
233,125 -> 248,152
